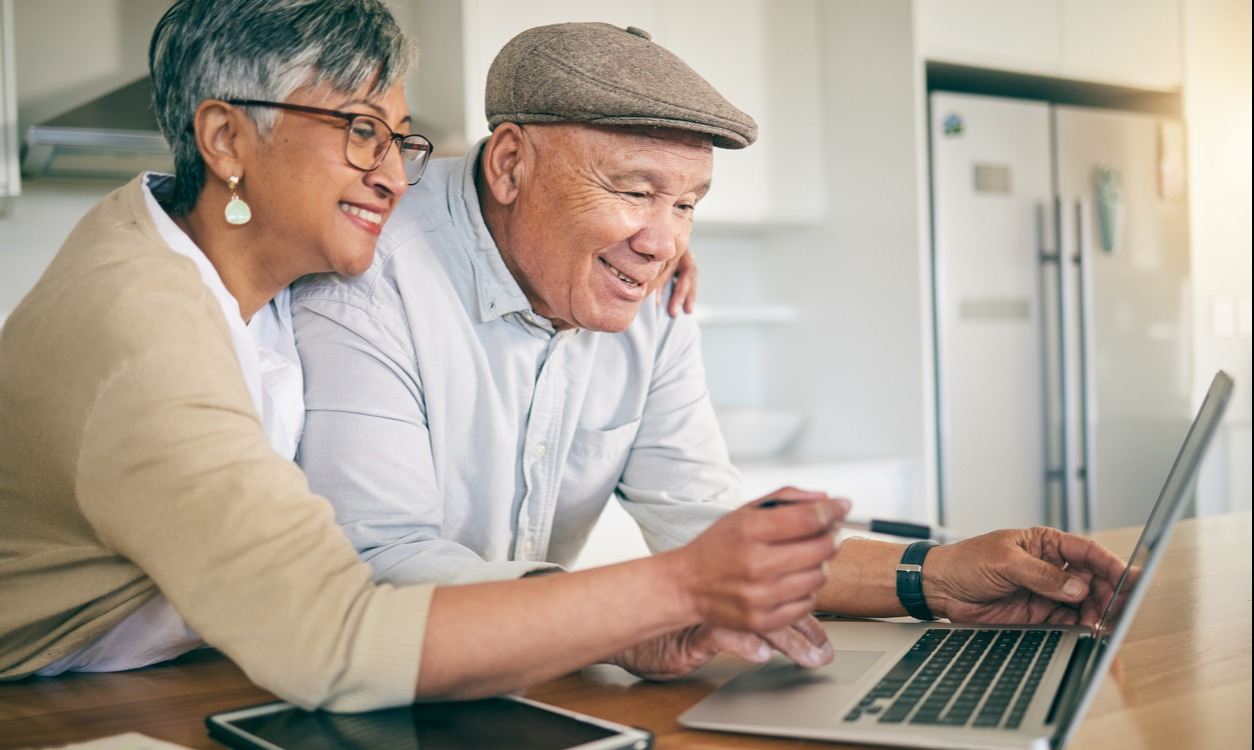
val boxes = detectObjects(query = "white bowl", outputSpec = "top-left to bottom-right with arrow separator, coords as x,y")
716,408 -> 805,462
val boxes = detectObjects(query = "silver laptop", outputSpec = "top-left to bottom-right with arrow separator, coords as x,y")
680,370 -> 1234,750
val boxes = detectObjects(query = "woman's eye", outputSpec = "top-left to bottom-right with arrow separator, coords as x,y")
349,120 -> 379,143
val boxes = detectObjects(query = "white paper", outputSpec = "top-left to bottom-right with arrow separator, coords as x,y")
22,732 -> 195,750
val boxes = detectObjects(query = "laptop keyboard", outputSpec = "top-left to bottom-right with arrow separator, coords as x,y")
842,628 -> 1063,730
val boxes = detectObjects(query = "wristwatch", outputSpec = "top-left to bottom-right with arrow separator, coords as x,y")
896,540 -> 939,621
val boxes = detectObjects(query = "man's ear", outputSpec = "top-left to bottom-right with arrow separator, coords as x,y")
192,100 -> 249,185
479,123 -> 527,206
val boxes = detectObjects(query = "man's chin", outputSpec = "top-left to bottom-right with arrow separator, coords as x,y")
575,305 -> 642,333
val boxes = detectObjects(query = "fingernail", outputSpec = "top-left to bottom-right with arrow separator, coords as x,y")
832,530 -> 843,552
836,497 -> 852,517
807,646 -> 825,666
815,503 -> 832,527
755,642 -> 772,661
821,560 -> 831,578
1062,578 -> 1086,599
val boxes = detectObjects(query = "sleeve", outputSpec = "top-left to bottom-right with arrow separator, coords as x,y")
615,308 -> 745,552
75,339 -> 434,713
293,296 -> 556,586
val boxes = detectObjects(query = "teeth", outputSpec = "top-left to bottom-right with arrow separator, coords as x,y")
601,258 -> 641,286
339,202 -> 382,225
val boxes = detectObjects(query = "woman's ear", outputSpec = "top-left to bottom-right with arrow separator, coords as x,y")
479,122 -> 527,206
192,100 -> 250,184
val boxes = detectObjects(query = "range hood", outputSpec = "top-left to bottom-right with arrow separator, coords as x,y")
22,76 -> 468,181
22,77 -> 172,179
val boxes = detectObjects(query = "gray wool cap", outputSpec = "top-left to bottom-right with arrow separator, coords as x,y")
485,22 -> 757,149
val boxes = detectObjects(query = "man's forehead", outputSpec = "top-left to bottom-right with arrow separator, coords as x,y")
579,122 -> 713,150
588,131 -> 713,191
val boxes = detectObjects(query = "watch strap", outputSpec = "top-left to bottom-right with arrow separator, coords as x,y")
896,540 -> 939,621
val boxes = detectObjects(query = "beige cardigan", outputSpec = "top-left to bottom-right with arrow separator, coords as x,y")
0,177 -> 432,711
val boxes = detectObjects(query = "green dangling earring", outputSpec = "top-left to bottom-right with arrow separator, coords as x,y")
224,175 -> 252,225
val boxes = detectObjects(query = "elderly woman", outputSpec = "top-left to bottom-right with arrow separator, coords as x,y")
0,0 -> 842,711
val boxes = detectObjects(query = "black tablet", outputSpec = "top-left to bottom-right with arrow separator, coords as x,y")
205,695 -> 653,750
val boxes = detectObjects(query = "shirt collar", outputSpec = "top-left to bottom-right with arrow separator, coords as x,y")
450,140 -> 545,327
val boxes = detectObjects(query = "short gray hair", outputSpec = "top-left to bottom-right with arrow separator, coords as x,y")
149,0 -> 416,215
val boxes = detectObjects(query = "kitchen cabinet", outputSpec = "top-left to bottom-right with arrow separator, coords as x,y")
408,0 -> 826,225
1,0 -> 18,216
916,0 -> 1182,90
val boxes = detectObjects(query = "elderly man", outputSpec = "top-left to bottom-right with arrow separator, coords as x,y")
292,23 -> 1125,645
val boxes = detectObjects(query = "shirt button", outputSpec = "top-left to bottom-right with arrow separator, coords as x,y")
524,540 -> 535,555
533,443 -> 547,457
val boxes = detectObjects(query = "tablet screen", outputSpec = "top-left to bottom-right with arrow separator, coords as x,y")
208,697 -> 651,750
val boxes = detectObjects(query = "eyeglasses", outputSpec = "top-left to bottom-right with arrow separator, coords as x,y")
226,99 -> 433,185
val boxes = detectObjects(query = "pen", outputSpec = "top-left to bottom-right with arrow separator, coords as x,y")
756,499 -> 957,543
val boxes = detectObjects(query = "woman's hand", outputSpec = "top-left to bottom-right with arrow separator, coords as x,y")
653,249 -> 698,317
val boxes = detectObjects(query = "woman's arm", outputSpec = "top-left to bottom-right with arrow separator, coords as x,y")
416,492 -> 842,699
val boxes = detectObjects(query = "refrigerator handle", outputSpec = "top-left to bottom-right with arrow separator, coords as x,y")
1042,197 -> 1071,531
1073,200 -> 1097,531
1056,196 -> 1086,533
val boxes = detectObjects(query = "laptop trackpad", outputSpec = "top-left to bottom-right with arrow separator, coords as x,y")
720,649 -> 884,693
826,650 -> 883,683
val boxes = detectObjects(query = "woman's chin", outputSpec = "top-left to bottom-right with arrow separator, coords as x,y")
332,251 -> 376,278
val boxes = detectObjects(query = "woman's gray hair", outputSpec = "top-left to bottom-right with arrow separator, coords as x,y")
149,0 -> 416,215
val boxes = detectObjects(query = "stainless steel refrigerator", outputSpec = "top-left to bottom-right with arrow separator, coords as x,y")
929,91 -> 1193,535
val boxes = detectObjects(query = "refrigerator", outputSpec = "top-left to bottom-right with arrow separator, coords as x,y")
929,92 -> 1192,536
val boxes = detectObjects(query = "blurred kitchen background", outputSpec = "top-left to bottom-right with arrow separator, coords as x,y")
1,1 -> 1249,567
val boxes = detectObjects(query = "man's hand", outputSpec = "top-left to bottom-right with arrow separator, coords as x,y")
664,489 -> 847,634
609,616 -> 834,681
653,248 -> 697,317
923,527 -> 1128,629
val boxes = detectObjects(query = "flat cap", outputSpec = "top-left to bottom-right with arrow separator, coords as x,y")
485,22 -> 757,149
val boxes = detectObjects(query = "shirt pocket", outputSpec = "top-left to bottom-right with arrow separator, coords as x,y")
569,418 -> 642,461
564,418 -> 642,506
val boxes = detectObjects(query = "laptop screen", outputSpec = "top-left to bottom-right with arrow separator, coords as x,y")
1056,370 -> 1232,748
1094,370 -> 1232,642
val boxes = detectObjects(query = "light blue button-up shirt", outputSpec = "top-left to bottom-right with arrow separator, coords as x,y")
291,145 -> 744,586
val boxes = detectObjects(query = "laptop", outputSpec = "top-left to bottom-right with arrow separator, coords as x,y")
680,370 -> 1234,750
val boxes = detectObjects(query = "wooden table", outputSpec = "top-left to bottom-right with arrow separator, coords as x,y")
2,513 -> 1250,750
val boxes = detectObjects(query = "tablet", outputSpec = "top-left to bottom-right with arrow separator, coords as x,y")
205,695 -> 653,750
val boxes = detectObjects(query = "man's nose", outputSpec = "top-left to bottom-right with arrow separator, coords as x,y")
630,209 -> 683,263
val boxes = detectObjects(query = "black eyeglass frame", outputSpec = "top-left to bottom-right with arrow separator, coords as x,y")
226,99 -> 433,185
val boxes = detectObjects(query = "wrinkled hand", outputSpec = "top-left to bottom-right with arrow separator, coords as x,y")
652,248 -> 698,317
610,616 -> 834,681
924,526 -> 1128,629
667,488 -> 847,634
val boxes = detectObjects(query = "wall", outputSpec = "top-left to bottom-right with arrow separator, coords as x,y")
1,0 -> 168,321
1183,0 -> 1253,514
759,0 -> 938,518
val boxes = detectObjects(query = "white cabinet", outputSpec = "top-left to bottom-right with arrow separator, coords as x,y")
409,0 -> 825,225
1,0 -> 18,215
1059,0 -> 1181,89
916,0 -> 1182,89
915,0 -> 1061,74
